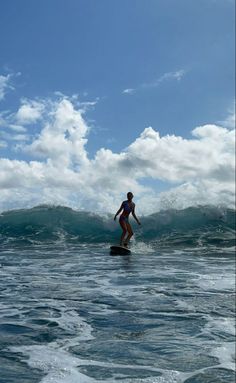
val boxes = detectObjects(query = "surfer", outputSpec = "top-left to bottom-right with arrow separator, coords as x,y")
114,192 -> 141,247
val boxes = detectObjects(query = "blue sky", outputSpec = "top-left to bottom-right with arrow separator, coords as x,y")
0,0 -> 235,213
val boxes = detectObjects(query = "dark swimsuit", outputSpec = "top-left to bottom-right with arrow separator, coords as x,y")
119,201 -> 133,223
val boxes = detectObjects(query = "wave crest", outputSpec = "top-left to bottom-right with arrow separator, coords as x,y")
0,205 -> 235,247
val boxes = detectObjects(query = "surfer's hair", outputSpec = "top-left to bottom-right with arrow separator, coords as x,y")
127,192 -> 133,199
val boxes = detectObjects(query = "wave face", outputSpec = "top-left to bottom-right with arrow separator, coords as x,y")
0,205 -> 235,247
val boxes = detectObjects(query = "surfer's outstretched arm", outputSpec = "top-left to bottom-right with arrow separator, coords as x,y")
114,203 -> 124,220
132,205 -> 141,225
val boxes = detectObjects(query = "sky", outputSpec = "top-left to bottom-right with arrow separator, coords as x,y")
0,0 -> 235,214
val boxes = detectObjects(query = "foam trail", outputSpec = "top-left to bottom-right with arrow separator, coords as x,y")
10,344 -> 186,383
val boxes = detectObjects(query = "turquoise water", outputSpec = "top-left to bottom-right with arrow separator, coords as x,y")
0,206 -> 235,382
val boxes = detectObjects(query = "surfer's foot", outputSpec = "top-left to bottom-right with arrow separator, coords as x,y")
124,242 -> 128,248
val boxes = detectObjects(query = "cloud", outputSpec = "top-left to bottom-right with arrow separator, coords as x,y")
122,69 -> 186,95
0,72 -> 21,101
122,88 -> 135,95
7,124 -> 27,133
23,98 -> 89,167
0,95 -> 235,214
0,131 -> 29,142
0,114 -> 29,143
153,69 -> 186,85
127,125 -> 235,183
0,140 -> 7,148
15,99 -> 45,125
0,74 -> 13,101
218,102 -> 235,129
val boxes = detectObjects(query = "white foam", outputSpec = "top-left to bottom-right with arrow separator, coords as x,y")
174,298 -> 197,313
10,343 -> 187,383
203,317 -> 235,337
120,371 -> 184,382
211,342 -> 235,371
195,273 -> 235,292
130,241 -> 155,254
10,345 -> 96,383
51,309 -> 94,341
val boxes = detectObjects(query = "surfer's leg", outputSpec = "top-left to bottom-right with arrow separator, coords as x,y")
119,218 -> 127,246
124,223 -> 133,245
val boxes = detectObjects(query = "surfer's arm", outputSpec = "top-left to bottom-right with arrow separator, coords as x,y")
114,203 -> 124,220
132,205 -> 141,225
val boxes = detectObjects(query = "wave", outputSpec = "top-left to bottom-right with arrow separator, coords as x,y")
0,204 -> 235,248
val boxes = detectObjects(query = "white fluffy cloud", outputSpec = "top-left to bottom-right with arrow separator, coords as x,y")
0,95 -> 235,214
0,96 -> 43,145
127,124 -> 234,183
15,99 -> 45,125
24,99 -> 89,167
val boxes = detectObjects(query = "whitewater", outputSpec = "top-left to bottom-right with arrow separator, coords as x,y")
0,205 -> 235,383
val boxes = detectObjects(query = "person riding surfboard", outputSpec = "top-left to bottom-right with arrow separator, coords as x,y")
114,192 -> 141,247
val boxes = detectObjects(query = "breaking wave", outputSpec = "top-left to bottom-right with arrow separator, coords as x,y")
0,204 -> 235,248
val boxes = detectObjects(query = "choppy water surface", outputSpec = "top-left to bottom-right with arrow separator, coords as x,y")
0,242 -> 235,383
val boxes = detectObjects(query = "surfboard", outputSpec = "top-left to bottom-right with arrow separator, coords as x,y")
110,245 -> 131,255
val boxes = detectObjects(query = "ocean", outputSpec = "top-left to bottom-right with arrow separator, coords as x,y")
0,205 -> 235,383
